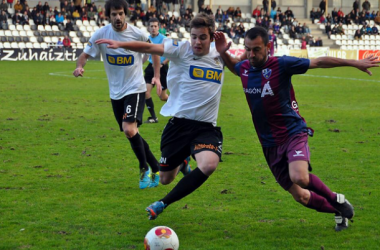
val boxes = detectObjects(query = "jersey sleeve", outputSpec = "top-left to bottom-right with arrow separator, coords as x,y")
234,60 -> 245,77
283,56 -> 310,75
84,29 -> 102,58
162,39 -> 185,60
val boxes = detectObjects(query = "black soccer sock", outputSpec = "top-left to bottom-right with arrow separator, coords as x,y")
141,137 -> 159,173
145,97 -> 157,118
160,168 -> 209,207
127,133 -> 148,171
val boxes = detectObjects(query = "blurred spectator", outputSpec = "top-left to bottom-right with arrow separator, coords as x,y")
284,7 -> 294,18
0,0 -> 8,15
14,0 -> 22,11
65,18 -> 73,31
42,1 -> 49,14
325,13 -> 332,23
373,11 -> 380,24
7,0 -> 13,8
362,0 -> 370,12
271,0 -> 277,10
301,36 -> 307,49
185,4 -> 192,14
325,22 -> 332,38
197,0 -> 204,13
372,25 -> 378,35
233,7 -> 241,20
319,14 -> 326,23
205,5 -> 212,15
72,9 -> 80,21
226,7 -> 234,16
268,28 -> 277,56
370,11 -> 376,20
252,6 -> 261,18
12,10 -> 21,24
273,22 -> 281,34
87,6 -> 95,20
353,0 -> 359,11
315,37 -> 323,46
215,9 -> 222,23
302,23 -> 310,34
295,22 -> 303,33
331,7 -> 338,20
63,35 -> 71,48
61,0 -> 69,11
337,8 -> 344,23
354,29 -> 362,39
159,22 -> 167,35
270,8 -> 276,19
0,9 -> 8,29
56,12 -> 64,24
289,25 -> 296,38
309,8 -> 316,22
35,1 -> 42,12
366,23 -> 372,34
262,0 -> 268,13
57,37 -> 63,48
336,22 -> 345,34
319,0 -> 326,15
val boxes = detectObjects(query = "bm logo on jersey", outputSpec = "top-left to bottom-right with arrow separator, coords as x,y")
106,54 -> 134,66
189,65 -> 222,84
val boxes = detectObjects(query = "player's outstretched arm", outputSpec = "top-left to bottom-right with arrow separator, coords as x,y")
95,39 -> 165,56
214,32 -> 240,75
152,54 -> 162,96
73,52 -> 90,77
309,55 -> 380,76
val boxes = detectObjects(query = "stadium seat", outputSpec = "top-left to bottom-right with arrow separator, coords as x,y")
173,11 -> 179,18
347,40 -> 353,45
51,36 -> 58,43
69,31 -> 77,37
37,36 -> 44,43
0,30 -> 4,36
170,32 -> 178,39
11,30 -> 19,36
15,36 -> 21,42
136,20 -> 143,28
3,42 -> 11,48
44,37 -> 52,43
10,42 -> 18,48
29,19 -> 34,26
330,34 -> 336,40
24,25 -> 31,31
73,37 -> 80,43
0,42 -> 3,48
16,25 -> 23,31
25,42 -> 33,48
83,20 -> 89,26
38,25 -> 45,31
83,31 -> 90,37
76,20 -> 83,26
167,11 -> 173,17
22,37 -> 29,42
93,26 -> 99,31
52,25 -> 60,31
30,25 -> 37,30
47,31 -> 54,36
79,26 -> 86,32
86,26 -> 93,32
9,24 -> 15,30
33,42 -> 41,48
90,20 -> 97,26
40,42 -> 49,49
80,37 -> 87,43
18,42 -> 26,49
7,36 -> 14,42
1,36 -> 7,42
340,45 -> 347,50
76,43 -> 84,49
29,36 -> 37,43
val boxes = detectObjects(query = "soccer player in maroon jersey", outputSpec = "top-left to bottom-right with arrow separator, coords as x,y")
214,27 -> 379,231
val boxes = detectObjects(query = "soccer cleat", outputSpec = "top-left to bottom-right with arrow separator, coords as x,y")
335,214 -> 348,232
180,156 -> 192,176
146,201 -> 165,220
148,171 -> 160,188
144,117 -> 158,123
139,168 -> 151,189
332,193 -> 355,219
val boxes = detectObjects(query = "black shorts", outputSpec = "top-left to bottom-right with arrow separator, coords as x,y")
144,63 -> 168,90
159,117 -> 223,172
111,92 -> 145,131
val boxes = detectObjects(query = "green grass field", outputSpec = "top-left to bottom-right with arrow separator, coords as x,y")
1,61 -> 380,250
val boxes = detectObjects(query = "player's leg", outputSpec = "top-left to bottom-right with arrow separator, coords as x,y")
158,64 -> 169,102
120,93 -> 159,189
287,133 -> 354,219
144,63 -> 158,123
146,120 -> 222,220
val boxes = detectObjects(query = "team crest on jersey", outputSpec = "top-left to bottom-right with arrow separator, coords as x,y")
172,40 -> 178,46
262,68 -> 272,79
87,41 -> 92,48
214,57 -> 220,66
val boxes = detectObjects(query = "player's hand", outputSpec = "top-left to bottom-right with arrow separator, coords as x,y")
73,67 -> 84,77
357,55 -> 380,76
95,39 -> 120,49
152,77 -> 162,96
214,31 -> 231,54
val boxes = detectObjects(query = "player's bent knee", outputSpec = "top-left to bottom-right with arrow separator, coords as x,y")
123,129 -> 137,139
291,176 -> 309,188
160,174 -> 175,185
198,163 -> 218,176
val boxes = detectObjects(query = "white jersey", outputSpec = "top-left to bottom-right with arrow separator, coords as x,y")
161,40 -> 225,126
84,24 -> 149,100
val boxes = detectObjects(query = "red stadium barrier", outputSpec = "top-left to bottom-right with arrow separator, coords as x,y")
358,50 -> 380,61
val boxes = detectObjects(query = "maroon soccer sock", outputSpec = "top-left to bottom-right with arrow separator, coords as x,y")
307,173 -> 337,202
306,191 -> 337,213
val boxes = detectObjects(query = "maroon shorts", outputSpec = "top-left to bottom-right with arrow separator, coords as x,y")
262,133 -> 310,191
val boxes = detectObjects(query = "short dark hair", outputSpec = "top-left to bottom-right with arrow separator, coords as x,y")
245,27 -> 269,45
190,13 -> 215,39
105,0 -> 128,18
148,17 -> 159,25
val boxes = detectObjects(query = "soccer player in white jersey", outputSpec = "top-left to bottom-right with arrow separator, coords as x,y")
96,13 -> 226,220
73,0 -> 162,190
